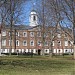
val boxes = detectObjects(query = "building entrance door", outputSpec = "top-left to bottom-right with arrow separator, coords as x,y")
38,49 -> 41,55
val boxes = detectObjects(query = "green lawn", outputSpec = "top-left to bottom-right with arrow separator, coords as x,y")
0,55 -> 75,75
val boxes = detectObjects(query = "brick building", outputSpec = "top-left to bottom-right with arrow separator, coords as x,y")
0,10 -> 74,55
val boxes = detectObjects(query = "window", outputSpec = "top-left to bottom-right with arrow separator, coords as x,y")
9,40 -> 11,46
44,41 -> 48,46
38,26 -> 41,31
71,49 -> 73,52
2,40 -> 6,46
65,41 -> 68,46
23,32 -> 27,37
70,41 -> 73,46
37,41 -> 41,46
37,32 -> 41,37
45,50 -> 48,52
30,32 -> 34,37
23,40 -> 27,46
33,16 -> 36,21
44,33 -> 48,37
64,34 -> 67,37
57,34 -> 61,38
52,41 -> 54,46
59,50 -> 60,53
58,41 -> 61,46
65,50 -> 67,53
16,40 -> 19,46
2,30 -> 6,36
31,49 -> 33,53
9,32 -> 10,36
16,32 -> 19,36
30,40 -> 34,46
57,29 -> 61,33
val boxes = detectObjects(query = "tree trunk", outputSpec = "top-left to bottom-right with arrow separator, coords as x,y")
0,34 -> 1,56
74,44 -> 75,59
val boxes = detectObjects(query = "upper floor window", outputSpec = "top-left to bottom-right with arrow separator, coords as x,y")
23,40 -> 27,46
38,26 -> 41,31
44,41 -> 48,46
70,41 -> 73,46
52,41 -> 54,46
9,40 -> 12,46
37,41 -> 41,46
2,39 -> 6,46
30,40 -> 34,46
37,32 -> 41,37
65,41 -> 68,46
2,30 -> 6,36
9,32 -> 10,36
30,32 -> 34,37
58,41 -> 61,46
44,33 -> 48,37
57,34 -> 61,38
16,40 -> 19,46
23,32 -> 27,37
57,28 -> 61,33
16,32 -> 19,36
64,34 -> 67,37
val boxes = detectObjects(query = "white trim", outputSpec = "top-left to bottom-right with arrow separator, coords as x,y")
2,39 -> 6,46
23,40 -> 27,46
30,40 -> 34,46
44,49 -> 49,53
53,49 -> 56,53
57,49 -> 62,53
23,32 -> 27,37
16,40 -> 19,46
2,30 -> 6,36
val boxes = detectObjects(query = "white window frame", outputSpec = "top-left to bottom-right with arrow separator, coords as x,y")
9,32 -> 10,36
58,41 -> 61,46
23,40 -> 27,46
2,30 -> 6,36
44,33 -> 48,37
9,40 -> 11,46
37,41 -> 41,46
65,41 -> 68,46
16,32 -> 19,36
30,40 -> 34,46
16,40 -> 19,46
57,34 -> 61,38
70,41 -> 73,46
37,32 -> 41,37
23,32 -> 27,37
2,39 -> 6,46
52,41 -> 54,46
30,32 -> 34,37
44,41 -> 48,46
9,40 -> 13,46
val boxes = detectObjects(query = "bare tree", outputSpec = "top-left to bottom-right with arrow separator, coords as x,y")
0,0 -> 26,55
43,0 -> 63,57
59,0 -> 75,59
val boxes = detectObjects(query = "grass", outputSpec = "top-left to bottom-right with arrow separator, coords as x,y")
0,55 -> 74,75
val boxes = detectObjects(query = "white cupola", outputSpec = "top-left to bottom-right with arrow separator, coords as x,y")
29,10 -> 38,27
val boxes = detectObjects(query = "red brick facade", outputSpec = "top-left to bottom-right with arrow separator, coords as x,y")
1,24 -> 74,55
